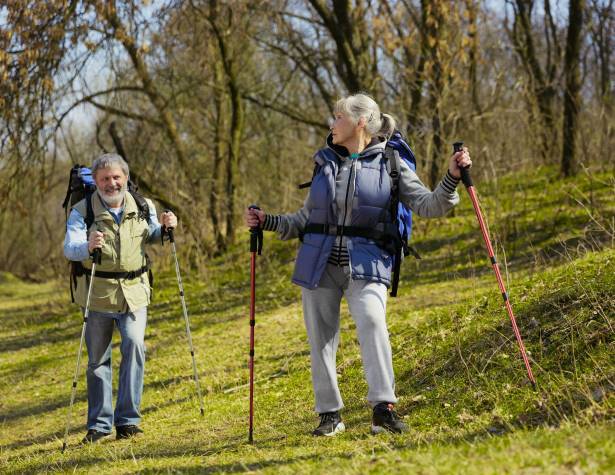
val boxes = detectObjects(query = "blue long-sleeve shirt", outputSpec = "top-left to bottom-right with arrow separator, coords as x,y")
63,200 -> 163,261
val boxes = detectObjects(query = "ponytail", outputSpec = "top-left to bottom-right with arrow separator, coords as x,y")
378,113 -> 396,139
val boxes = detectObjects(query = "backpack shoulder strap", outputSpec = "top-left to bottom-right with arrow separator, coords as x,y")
62,164 -> 81,212
298,163 -> 321,190
384,144 -> 403,298
129,190 -> 151,224
85,192 -> 95,231
384,145 -> 401,211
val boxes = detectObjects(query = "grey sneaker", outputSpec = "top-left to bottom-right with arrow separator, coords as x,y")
312,411 -> 345,437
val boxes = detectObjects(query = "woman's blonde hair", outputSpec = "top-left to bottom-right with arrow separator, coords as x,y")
334,93 -> 396,138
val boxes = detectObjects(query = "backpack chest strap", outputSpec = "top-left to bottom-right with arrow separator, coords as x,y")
303,222 -> 400,252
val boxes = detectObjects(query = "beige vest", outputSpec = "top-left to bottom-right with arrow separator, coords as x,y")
73,191 -> 154,313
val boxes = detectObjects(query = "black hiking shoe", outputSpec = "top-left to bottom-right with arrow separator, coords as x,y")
81,429 -> 111,444
116,425 -> 144,440
312,411 -> 345,437
371,403 -> 408,434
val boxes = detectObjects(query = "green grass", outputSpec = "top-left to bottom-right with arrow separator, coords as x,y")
0,167 -> 613,473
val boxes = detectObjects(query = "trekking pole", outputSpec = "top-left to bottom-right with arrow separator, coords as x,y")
454,142 -> 536,387
165,221 -> 205,416
61,247 -> 101,453
248,205 -> 263,444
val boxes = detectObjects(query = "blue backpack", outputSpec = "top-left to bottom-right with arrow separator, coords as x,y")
298,131 -> 421,297
384,131 -> 421,297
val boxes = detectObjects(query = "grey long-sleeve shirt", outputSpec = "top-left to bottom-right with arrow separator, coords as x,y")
264,142 -> 460,263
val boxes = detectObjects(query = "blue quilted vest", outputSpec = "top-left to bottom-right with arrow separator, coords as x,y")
292,143 -> 394,289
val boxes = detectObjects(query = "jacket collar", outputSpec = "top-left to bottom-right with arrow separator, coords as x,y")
324,133 -> 386,160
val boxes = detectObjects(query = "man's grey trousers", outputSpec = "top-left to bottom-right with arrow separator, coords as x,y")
301,264 -> 397,414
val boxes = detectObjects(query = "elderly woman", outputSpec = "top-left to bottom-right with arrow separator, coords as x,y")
245,93 -> 471,436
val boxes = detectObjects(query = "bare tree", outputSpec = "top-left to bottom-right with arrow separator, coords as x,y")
561,0 -> 585,176
307,0 -> 379,94
588,0 -> 614,108
507,0 -> 562,161
465,0 -> 482,115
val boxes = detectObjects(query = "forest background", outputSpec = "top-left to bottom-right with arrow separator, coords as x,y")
0,0 -> 613,278
1,1 -> 615,473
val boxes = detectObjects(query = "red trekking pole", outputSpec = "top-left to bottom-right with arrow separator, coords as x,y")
248,205 -> 263,443
454,142 -> 536,387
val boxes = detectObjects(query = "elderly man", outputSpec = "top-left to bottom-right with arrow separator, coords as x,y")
63,153 -> 177,443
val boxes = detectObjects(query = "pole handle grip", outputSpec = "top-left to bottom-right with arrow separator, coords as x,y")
90,226 -> 102,264
164,209 -> 175,243
453,141 -> 473,188
248,204 -> 263,254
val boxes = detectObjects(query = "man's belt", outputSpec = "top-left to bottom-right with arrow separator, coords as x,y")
74,261 -> 150,280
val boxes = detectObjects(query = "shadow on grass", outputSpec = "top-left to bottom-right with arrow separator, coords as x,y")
1,425 -> 83,452
0,392 -> 87,424
140,453 -> 349,474
4,423 -> 525,475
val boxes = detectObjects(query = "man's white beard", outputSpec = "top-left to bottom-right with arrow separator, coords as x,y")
98,185 -> 127,208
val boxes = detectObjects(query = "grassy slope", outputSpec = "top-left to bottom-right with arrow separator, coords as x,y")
0,167 -> 613,474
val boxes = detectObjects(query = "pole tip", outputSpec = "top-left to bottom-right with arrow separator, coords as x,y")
200,408 -> 205,416
61,442 -> 67,453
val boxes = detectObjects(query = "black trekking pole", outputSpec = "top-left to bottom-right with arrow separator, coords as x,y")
247,205 -> 263,444
165,220 -> 205,416
61,247 -> 101,452
454,142 -> 536,387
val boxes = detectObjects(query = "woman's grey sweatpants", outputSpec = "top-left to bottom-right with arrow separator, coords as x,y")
301,264 -> 397,414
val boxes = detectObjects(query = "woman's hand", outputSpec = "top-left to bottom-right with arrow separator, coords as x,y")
244,207 -> 265,228
448,146 -> 472,179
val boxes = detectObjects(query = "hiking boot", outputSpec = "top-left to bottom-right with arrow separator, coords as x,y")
81,429 -> 110,444
116,425 -> 144,440
371,403 -> 408,434
312,411 -> 345,437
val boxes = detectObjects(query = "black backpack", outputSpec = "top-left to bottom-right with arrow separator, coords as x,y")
62,164 -> 151,229
62,164 -> 153,302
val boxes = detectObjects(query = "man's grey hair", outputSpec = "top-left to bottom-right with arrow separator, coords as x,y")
91,153 -> 130,178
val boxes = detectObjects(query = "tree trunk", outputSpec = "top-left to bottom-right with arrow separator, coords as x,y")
510,0 -> 559,161
561,0 -> 585,177
466,0 -> 481,115
207,0 -> 246,246
224,78 -> 244,245
308,0 -> 377,93
407,1 -> 428,138
425,0 -> 445,188
210,61 -> 227,251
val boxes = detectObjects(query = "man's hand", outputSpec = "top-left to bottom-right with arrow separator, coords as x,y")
161,211 -> 178,229
88,231 -> 104,253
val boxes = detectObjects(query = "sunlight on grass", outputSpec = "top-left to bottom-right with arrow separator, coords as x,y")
1,169 -> 613,473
